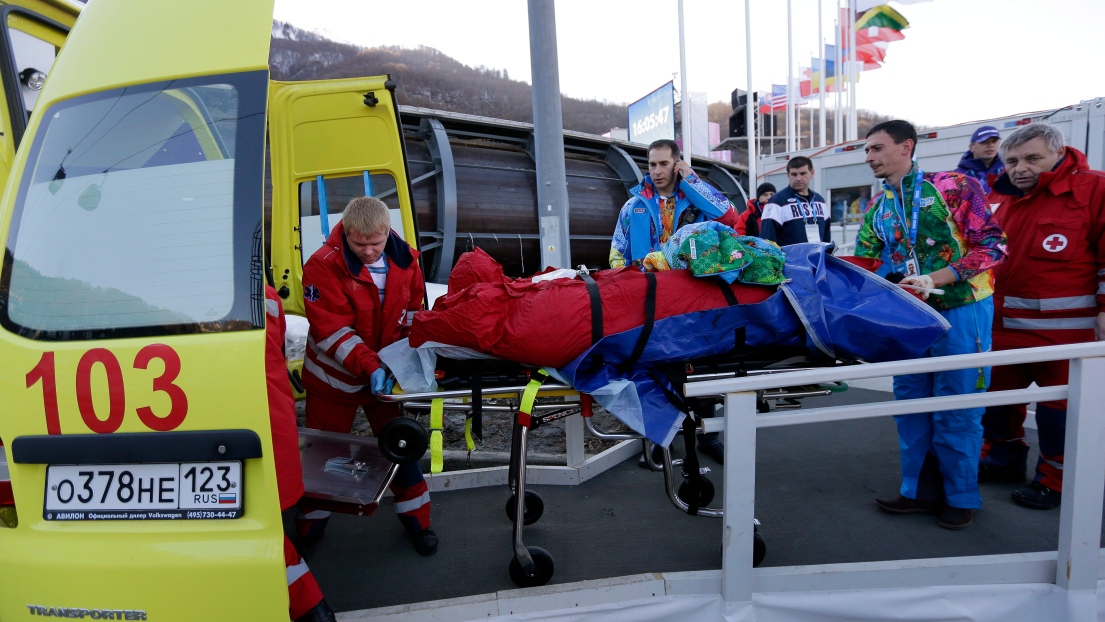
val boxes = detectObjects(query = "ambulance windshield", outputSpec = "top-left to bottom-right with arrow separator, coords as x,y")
0,71 -> 268,340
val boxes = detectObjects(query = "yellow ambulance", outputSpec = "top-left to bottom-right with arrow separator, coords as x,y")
0,0 -> 420,618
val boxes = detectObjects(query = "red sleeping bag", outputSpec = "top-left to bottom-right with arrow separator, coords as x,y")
410,248 -> 776,368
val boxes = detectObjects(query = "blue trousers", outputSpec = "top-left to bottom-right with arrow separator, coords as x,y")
892,297 -> 993,509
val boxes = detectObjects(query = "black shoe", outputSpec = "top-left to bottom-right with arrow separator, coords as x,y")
937,506 -> 974,530
1011,481 -> 1061,510
410,528 -> 439,556
295,600 -> 337,622
978,462 -> 1026,484
697,441 -> 724,465
874,495 -> 941,515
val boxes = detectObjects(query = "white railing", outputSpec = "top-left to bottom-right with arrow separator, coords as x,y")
685,340 -> 1105,618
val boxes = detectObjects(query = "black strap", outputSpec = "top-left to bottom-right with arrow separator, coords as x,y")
681,411 -> 702,516
618,272 -> 657,373
580,272 -> 603,345
713,279 -> 739,306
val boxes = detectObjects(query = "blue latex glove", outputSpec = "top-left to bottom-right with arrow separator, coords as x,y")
370,368 -> 387,395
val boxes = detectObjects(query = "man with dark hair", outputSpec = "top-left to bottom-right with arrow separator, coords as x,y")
610,139 -> 741,269
979,122 -> 1105,510
759,156 -> 830,246
610,138 -> 740,464
853,119 -> 1007,530
955,126 -> 1004,194
735,182 -> 776,237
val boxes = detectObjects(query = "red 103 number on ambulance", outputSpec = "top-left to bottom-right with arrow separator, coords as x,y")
26,344 -> 188,435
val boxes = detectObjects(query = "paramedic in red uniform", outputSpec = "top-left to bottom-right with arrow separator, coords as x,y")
300,196 -> 437,554
979,122 -> 1105,510
264,286 -> 337,622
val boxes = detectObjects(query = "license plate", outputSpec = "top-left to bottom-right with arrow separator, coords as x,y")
44,462 -> 243,520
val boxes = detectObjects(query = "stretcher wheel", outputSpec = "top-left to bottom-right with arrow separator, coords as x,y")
505,490 -> 544,525
678,476 -> 715,507
753,531 -> 766,567
377,417 -> 429,464
509,546 -> 554,587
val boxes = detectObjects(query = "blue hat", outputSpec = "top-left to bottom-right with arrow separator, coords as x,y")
970,126 -> 1000,144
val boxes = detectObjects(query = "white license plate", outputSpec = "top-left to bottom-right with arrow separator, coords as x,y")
44,462 -> 242,520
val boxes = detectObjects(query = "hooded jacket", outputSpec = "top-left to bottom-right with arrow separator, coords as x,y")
301,221 -> 424,396
956,151 -> 1005,194
988,147 -> 1105,346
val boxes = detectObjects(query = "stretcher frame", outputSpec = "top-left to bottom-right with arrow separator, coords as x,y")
376,355 -> 848,587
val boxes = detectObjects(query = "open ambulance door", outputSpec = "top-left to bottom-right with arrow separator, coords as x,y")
0,1 -> 289,620
268,76 -> 420,317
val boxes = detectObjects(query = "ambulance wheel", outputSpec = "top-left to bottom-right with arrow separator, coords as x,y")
753,531 -> 766,567
505,490 -> 544,525
378,417 -> 429,464
678,476 -> 715,507
509,546 -> 555,587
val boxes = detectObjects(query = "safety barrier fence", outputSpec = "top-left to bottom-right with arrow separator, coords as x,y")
685,340 -> 1105,619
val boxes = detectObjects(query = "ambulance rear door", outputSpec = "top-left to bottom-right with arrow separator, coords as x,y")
268,76 -> 419,316
0,1 -> 288,619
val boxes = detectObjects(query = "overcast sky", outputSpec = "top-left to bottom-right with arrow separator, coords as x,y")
273,0 -> 1104,129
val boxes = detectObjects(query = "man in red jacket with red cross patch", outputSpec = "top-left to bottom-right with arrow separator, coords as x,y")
980,122 -> 1105,510
299,196 -> 437,555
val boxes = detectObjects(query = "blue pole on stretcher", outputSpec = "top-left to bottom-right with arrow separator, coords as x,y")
317,174 -> 330,240
363,170 -> 373,196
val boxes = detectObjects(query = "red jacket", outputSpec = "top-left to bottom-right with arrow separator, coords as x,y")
264,285 -> 304,510
734,199 -> 763,237
988,147 -> 1105,346
302,222 -> 425,396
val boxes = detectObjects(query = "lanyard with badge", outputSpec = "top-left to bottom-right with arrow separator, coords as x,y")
796,194 -> 822,243
885,166 -> 924,276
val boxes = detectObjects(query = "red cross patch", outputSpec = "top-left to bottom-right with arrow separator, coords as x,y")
1042,234 -> 1068,253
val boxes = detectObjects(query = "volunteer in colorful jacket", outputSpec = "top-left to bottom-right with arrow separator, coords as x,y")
609,139 -> 741,269
955,125 -> 1005,194
759,156 -> 830,246
979,122 -> 1105,510
300,196 -> 437,556
734,182 -> 776,237
854,120 -> 1007,530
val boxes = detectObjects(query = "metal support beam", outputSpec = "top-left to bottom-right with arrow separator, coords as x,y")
527,0 -> 572,270
603,144 -> 643,197
705,163 -> 749,208
419,117 -> 458,283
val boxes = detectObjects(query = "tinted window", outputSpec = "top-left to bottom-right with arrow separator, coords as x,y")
0,71 -> 268,340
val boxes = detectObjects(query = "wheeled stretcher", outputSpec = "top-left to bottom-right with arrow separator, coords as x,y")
375,348 -> 848,588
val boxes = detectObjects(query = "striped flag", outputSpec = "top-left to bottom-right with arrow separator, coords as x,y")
759,84 -> 789,113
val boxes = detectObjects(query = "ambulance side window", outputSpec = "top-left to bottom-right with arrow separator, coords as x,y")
0,72 -> 268,340
298,172 -> 402,265
7,17 -> 61,116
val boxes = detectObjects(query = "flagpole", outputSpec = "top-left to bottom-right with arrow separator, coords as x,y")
818,0 -> 826,148
678,0 -> 691,165
744,0 -> 756,198
786,0 -> 795,153
809,96 -> 814,150
834,0 -> 842,143
848,0 -> 857,139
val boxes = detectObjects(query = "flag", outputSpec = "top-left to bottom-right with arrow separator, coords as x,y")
759,84 -> 789,113
840,6 -> 907,72
855,4 -> 909,31
809,55 -> 837,92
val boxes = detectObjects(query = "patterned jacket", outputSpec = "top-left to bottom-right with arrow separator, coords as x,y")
855,167 -> 1007,310
610,173 -> 740,268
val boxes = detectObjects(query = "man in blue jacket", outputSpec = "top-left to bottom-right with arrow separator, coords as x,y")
610,139 -> 741,269
609,138 -> 739,465
955,126 -> 1004,194
760,156 -> 830,246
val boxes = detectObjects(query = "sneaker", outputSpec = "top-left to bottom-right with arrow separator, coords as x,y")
410,528 -> 439,556
1011,481 -> 1061,510
697,441 -> 724,465
978,463 -> 1026,484
874,495 -> 941,515
937,506 -> 974,530
295,600 -> 337,622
